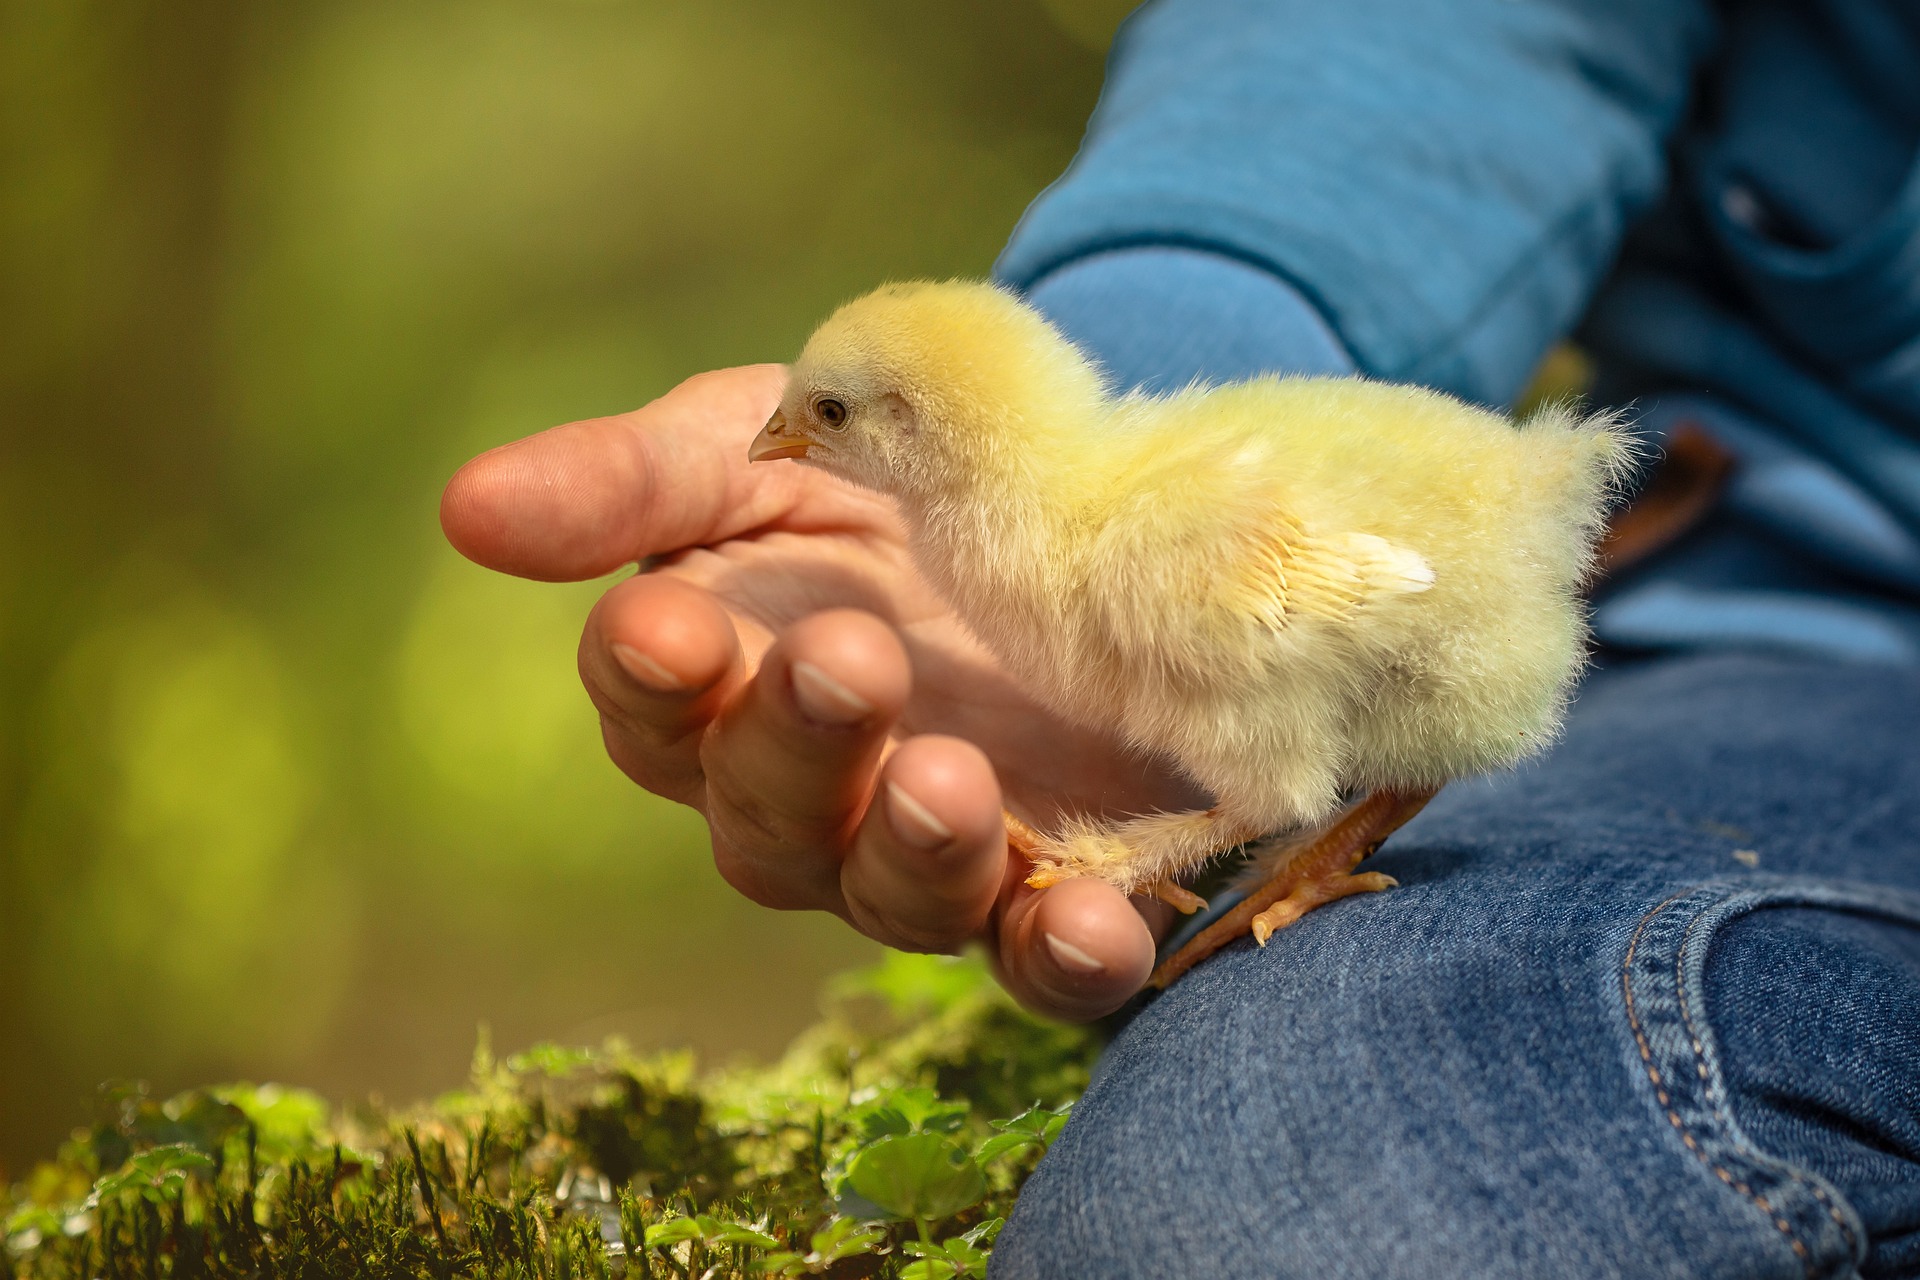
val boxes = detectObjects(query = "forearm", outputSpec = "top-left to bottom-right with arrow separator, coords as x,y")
997,0 -> 1714,405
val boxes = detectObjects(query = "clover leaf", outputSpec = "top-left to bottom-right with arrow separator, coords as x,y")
844,1134 -> 985,1223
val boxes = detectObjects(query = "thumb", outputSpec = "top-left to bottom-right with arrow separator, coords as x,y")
439,364 -> 794,582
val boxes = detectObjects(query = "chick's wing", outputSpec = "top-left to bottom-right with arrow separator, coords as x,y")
1078,461 -> 1431,675
1227,511 -> 1435,631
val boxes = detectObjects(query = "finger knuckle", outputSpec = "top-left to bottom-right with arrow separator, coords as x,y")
840,886 -> 971,955
601,722 -> 698,801
709,843 -> 782,907
701,750 -> 848,853
711,840 -> 827,913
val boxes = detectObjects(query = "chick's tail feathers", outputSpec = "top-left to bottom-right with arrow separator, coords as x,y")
1513,401 -> 1640,582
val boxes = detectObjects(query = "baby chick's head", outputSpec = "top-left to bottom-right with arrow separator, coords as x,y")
750,281 -> 1103,500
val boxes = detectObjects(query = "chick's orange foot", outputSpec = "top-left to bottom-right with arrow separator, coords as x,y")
1148,788 -> 1438,990
1149,878 -> 1210,914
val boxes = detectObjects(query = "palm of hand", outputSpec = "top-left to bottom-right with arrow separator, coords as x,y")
651,465 -> 1197,828
443,365 -> 1175,1019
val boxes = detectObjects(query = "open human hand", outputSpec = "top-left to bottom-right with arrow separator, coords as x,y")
440,365 -> 1201,1020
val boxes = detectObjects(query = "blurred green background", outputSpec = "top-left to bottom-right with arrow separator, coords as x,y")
0,0 -> 1135,1173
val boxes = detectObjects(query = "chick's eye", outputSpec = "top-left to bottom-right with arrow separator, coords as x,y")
815,397 -> 848,429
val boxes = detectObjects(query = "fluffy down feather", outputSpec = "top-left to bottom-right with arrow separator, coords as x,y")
751,281 -> 1630,893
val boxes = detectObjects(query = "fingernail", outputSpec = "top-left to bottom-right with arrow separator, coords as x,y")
1044,932 -> 1106,976
886,782 -> 954,849
790,660 -> 873,725
612,643 -> 683,692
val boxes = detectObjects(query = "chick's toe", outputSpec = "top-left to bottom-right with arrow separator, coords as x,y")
1150,789 -> 1435,988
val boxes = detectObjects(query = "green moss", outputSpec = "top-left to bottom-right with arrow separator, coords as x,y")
3,955 -> 1095,1279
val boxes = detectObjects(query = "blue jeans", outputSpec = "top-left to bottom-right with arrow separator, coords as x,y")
993,655 -> 1920,1277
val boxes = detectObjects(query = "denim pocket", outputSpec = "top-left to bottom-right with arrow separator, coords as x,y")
1621,878 -> 1920,1279
1702,153 -> 1920,403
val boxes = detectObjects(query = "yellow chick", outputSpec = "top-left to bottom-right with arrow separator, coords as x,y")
751,281 -> 1628,975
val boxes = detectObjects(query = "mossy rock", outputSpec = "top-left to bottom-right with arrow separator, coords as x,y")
2,955 -> 1096,1280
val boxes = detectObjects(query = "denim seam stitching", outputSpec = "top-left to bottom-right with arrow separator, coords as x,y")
1671,902 -> 1863,1259
1620,875 -> 1920,1278
1623,887 -> 1822,1278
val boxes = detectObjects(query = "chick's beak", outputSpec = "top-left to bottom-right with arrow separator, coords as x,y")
749,409 -> 812,462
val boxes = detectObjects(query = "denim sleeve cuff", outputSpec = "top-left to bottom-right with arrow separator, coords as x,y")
1013,246 -> 1355,392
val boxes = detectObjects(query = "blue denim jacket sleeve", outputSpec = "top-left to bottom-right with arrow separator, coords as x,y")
994,0 -> 1715,409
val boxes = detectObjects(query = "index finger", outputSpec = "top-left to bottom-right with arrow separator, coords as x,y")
439,364 -> 807,582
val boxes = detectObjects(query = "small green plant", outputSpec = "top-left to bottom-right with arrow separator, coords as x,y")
899,1217 -> 1001,1280
2,953 -> 1094,1279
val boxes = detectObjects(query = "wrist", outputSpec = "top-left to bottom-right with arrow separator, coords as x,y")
1009,245 -> 1355,392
